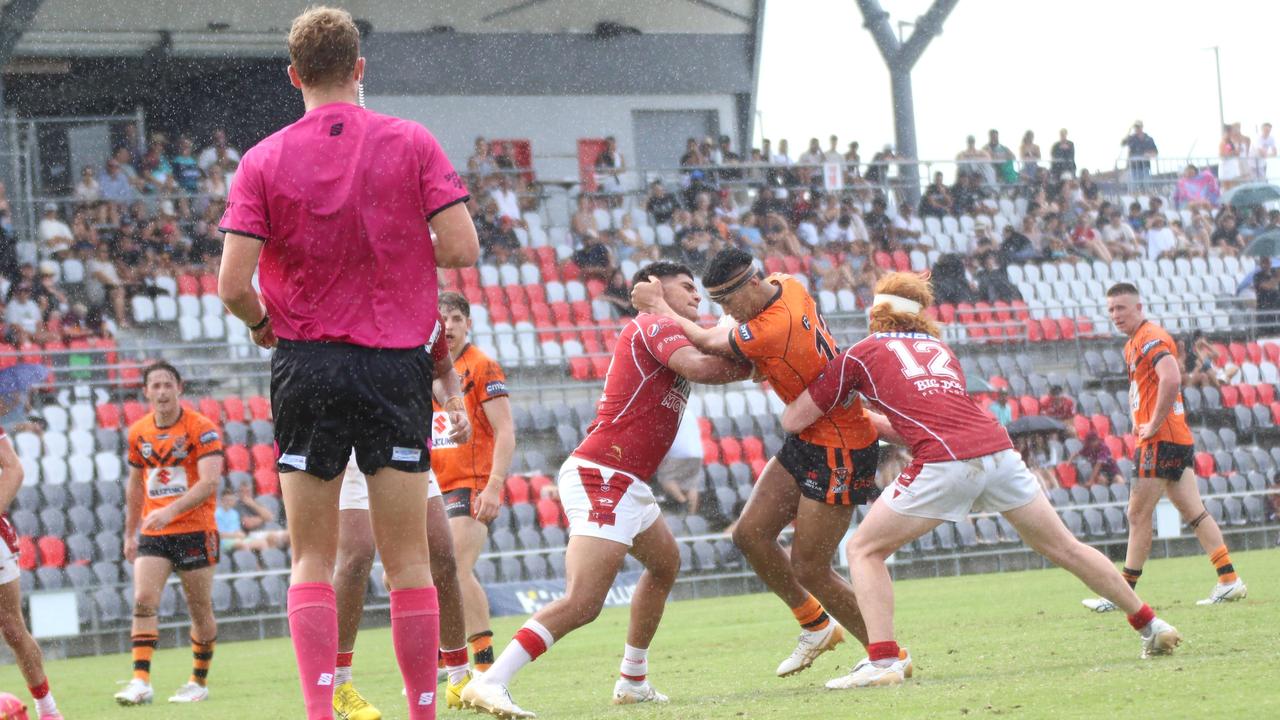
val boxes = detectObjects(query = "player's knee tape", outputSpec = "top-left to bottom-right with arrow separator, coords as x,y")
133,604 -> 158,618
1188,510 -> 1209,529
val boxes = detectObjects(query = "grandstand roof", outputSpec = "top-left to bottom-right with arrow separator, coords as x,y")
10,0 -> 760,57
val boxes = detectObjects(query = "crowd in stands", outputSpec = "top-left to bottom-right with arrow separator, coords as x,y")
0,123 -> 237,348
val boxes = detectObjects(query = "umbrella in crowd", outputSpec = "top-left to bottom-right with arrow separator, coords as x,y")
1006,415 -> 1066,437
1222,182 -> 1280,209
966,375 -> 994,393
1242,228 -> 1280,258
0,364 -> 50,395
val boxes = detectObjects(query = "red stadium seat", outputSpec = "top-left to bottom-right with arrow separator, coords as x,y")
17,537 -> 35,571
954,303 -> 975,324
528,474 -> 554,498
702,439 -> 719,465
225,445 -> 251,473
536,498 -> 564,529
1273,402 -> 1280,426
891,250 -> 911,272
1054,462 -> 1077,489
1056,318 -> 1076,339
1245,342 -> 1263,365
1026,321 -> 1044,343
123,401 -> 146,426
936,304 -> 956,324
1075,317 -> 1095,336
253,468 -> 280,496
782,256 -> 804,275
568,357 -> 591,380
96,404 -> 121,429
1237,384 -> 1258,408
741,436 -> 765,465
1122,434 -> 1136,458
1090,414 -> 1111,438
248,396 -> 271,420
484,286 -> 506,308
223,396 -> 246,423
1211,343 -> 1229,367
524,284 -> 547,306
571,301 -> 593,325
504,476 -> 530,505
697,417 -> 713,440
463,286 -> 484,306
873,251 -> 893,269
250,444 -> 275,471
1019,396 -> 1040,417
719,438 -> 743,465
438,268 -> 460,290
1072,415 -> 1091,438
750,458 -> 766,479
458,267 -> 480,289
177,274 -> 200,296
1194,452 -> 1215,477
560,261 -> 580,282
988,376 -> 1008,390
199,274 -> 218,296
1010,300 -> 1030,320
1256,383 -> 1275,406
585,279 -> 606,298
1265,344 -> 1280,365
37,537 -> 66,568
199,397 -> 222,423
1219,385 -> 1239,408
763,257 -> 785,275
1104,436 -> 1123,460
1227,342 -> 1246,367
589,356 -> 611,379
1040,318 -> 1061,341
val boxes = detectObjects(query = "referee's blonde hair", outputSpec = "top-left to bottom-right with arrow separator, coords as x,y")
867,272 -> 942,337
288,6 -> 360,88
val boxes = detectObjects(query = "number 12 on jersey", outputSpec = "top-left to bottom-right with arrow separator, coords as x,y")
886,339 -> 959,381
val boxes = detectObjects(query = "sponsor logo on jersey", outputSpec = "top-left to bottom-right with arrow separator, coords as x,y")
199,430 -> 219,445
140,442 -> 153,459
608,445 -> 624,462
1140,338 -> 1162,355
417,692 -> 435,707
738,323 -> 753,342
317,673 -> 334,686
648,323 -> 661,337
485,380 -> 507,395
279,454 -> 308,471
171,436 -> 189,460
392,447 -> 423,462
801,314 -> 811,331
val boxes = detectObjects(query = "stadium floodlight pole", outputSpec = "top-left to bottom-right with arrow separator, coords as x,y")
855,0 -> 959,206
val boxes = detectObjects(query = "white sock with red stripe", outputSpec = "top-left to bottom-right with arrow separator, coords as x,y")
619,644 -> 648,682
485,619 -> 554,687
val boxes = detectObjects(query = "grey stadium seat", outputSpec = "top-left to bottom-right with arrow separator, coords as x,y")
68,482 -> 95,508
1103,507 -> 1127,536
250,419 -> 274,445
517,527 -> 544,550
36,567 -> 65,590
95,506 -> 123,533
261,548 -> 289,570
691,540 -> 717,571
490,529 -> 516,553
66,564 -> 95,589
1082,508 -> 1107,538
934,524 -> 957,551
677,542 -> 693,569
954,519 -> 978,549
95,532 -> 122,563
685,515 -> 709,536
1242,496 -> 1265,524
211,580 -> 234,613
232,550 -> 259,573
548,554 -> 566,578
39,508 -> 66,537
542,526 -> 566,548
524,556 -> 550,580
474,559 -> 497,584
512,503 -> 537,529
92,561 -> 119,586
261,575 -> 287,607
40,485 -> 69,510
975,517 -> 1001,545
498,556 -> 523,582
66,534 -> 95,564
10,510 -> 39,537
68,506 -> 96,535
95,587 -> 125,623
233,577 -> 262,610
1061,510 -> 1085,539
95,481 -> 123,507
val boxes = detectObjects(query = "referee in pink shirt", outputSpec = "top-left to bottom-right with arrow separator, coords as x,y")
216,8 -> 478,719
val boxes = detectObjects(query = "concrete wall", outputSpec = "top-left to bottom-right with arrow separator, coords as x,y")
367,93 -> 738,181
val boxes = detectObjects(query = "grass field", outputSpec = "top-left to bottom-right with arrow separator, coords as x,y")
3,549 -> 1276,719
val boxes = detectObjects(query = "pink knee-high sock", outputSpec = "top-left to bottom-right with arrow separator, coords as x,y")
391,586 -> 441,720
287,583 -> 338,720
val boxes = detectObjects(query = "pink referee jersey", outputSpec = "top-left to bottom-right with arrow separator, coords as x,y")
573,313 -> 694,479
218,102 -> 469,349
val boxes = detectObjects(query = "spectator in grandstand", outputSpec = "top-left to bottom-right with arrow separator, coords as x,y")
646,181 -> 680,226
998,222 -> 1037,265
1208,211 -> 1242,255
73,165 -> 101,205
864,145 -> 895,188
215,484 -> 289,554
138,140 -> 176,195
615,214 -> 658,263
843,141 -> 861,173
570,194 -> 600,244
171,136 -> 203,196
96,157 -> 134,210
714,135 -> 742,183
864,196 -> 892,251
488,174 -> 523,226
919,171 -> 953,218
751,186 -> 789,219
1251,256 -> 1280,332
1074,431 -> 1124,487
491,141 -> 517,172
1144,213 -> 1179,260
1121,121 -> 1158,181
573,228 -> 615,281
1050,128 -> 1076,178
1100,208 -> 1139,259
950,173 -> 988,217
197,128 -> 240,175
37,204 -> 72,260
1173,164 -> 1220,211
956,134 -> 992,184
891,201 -> 924,248
1069,213 -> 1112,262
676,220 -> 716,274
1041,385 -> 1076,424
1015,434 -> 1059,492
468,137 -> 494,177
987,388 -> 1013,427
1182,331 -> 1220,388
597,267 -> 639,319
200,165 -> 229,201
798,137 -> 824,168
4,283 -> 39,337
1254,122 -> 1275,179
931,253 -> 975,304
595,136 -> 626,201
1019,131 -> 1042,183
474,198 -> 521,265
771,138 -> 792,167
976,252 -> 1021,303
986,130 -> 1017,186
758,213 -> 805,260
653,411 -> 704,515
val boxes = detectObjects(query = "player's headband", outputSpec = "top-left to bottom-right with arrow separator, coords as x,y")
868,293 -> 923,317
708,266 -> 762,303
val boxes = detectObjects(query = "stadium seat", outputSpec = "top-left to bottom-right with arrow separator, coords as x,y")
1054,463 -> 1077,489
37,536 -> 66,568
535,498 -> 563,529
505,476 -> 531,505
225,446 -> 251,473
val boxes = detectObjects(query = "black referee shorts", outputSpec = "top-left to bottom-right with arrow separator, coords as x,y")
271,339 -> 434,480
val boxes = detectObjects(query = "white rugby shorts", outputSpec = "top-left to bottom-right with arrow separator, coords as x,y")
339,453 -> 441,511
0,539 -> 18,586
558,456 -> 660,547
882,449 -> 1040,522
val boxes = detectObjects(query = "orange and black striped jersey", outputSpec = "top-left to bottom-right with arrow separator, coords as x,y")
728,276 -> 876,449
1124,320 -> 1193,447
431,344 -> 509,492
127,410 -> 224,536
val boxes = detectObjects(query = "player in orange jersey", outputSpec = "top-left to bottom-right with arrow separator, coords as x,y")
116,362 -> 225,706
1082,283 -> 1246,613
633,247 -> 890,679
430,292 -> 515,674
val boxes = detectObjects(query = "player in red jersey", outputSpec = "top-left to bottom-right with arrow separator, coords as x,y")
463,262 -> 751,718
782,272 -> 1182,689
0,416 -> 62,719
